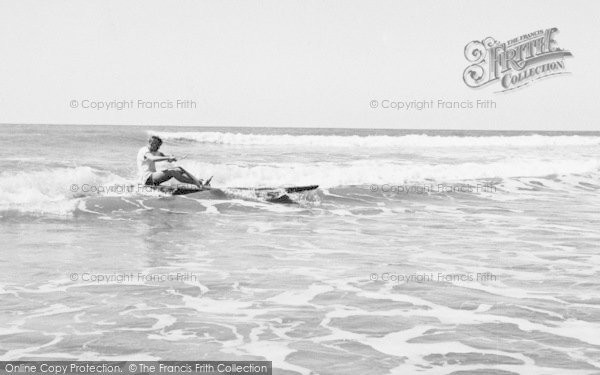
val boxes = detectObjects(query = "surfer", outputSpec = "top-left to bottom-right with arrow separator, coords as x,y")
137,136 -> 204,188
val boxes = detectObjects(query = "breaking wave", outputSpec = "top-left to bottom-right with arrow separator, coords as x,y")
149,131 -> 600,148
3,157 -> 598,216
0,167 -> 130,215
179,158 -> 600,188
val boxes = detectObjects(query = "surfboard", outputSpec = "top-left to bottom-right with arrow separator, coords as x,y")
231,185 -> 319,193
145,184 -> 209,196
284,185 -> 319,193
145,184 -> 318,197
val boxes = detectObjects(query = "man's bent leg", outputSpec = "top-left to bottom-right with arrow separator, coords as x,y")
177,167 -> 203,185
155,169 -> 200,186
148,171 -> 172,185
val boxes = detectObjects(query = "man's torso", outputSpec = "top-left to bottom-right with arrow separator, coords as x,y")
137,146 -> 158,183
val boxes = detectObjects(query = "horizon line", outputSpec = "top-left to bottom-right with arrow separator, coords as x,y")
1,123 -> 599,133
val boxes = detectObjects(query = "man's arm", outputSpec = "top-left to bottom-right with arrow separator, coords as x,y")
145,153 -> 176,162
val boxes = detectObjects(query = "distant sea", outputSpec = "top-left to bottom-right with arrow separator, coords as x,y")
1,124 -> 599,374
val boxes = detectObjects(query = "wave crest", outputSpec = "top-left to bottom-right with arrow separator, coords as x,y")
149,131 -> 600,148
0,167 -> 129,215
179,158 -> 600,188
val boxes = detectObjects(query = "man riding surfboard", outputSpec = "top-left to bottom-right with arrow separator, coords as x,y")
137,135 -> 205,188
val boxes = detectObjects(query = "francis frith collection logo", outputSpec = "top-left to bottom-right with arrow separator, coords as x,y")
463,28 -> 573,92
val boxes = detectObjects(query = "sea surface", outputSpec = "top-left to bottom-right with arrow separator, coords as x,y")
1,124 -> 599,374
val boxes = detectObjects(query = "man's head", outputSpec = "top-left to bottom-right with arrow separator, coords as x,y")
148,136 -> 163,152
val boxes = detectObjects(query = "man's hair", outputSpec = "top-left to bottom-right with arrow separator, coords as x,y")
149,135 -> 163,146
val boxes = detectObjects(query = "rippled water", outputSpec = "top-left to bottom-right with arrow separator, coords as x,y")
1,125 -> 599,374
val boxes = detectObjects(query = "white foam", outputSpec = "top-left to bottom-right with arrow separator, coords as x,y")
150,131 -> 600,148
266,284 -> 333,306
0,166 -> 130,215
179,158 -> 600,189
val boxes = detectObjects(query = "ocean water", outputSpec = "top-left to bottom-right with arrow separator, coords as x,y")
1,124 -> 599,374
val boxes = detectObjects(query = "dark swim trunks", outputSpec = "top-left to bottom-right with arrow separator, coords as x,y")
145,175 -> 160,186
